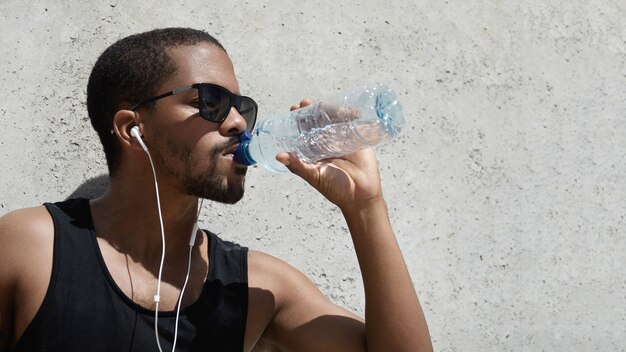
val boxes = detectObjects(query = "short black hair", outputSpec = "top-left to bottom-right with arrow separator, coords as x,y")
86,28 -> 226,176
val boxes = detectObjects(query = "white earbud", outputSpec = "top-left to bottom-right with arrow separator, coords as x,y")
130,126 -> 149,152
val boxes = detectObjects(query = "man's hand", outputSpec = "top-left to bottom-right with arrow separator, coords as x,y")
276,99 -> 383,210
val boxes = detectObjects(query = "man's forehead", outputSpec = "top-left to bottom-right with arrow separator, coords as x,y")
163,43 -> 240,94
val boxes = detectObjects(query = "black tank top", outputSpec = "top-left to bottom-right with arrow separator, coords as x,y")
12,198 -> 248,352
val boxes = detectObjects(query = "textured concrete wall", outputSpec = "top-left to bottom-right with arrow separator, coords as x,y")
1,0 -> 625,350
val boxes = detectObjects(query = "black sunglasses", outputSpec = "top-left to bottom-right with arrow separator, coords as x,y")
130,83 -> 258,131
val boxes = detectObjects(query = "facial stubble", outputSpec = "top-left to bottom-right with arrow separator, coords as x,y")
160,137 -> 247,204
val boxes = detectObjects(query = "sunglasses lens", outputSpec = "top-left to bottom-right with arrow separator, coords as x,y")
238,98 -> 257,131
198,84 -> 257,131
199,85 -> 230,122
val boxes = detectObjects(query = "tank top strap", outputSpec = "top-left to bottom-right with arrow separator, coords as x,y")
206,230 -> 249,285
186,230 -> 249,350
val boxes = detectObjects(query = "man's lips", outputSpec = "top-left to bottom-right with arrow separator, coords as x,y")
221,142 -> 240,160
222,143 -> 238,155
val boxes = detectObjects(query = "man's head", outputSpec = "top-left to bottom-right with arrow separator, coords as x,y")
87,27 -> 226,176
87,28 -> 251,204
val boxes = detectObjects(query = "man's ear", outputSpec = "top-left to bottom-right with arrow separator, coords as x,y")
112,109 -> 144,151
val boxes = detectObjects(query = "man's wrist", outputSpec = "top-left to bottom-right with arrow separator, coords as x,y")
340,196 -> 388,225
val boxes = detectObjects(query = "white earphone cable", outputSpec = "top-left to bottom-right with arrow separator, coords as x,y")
140,147 -> 167,352
135,128 -> 203,352
172,199 -> 203,351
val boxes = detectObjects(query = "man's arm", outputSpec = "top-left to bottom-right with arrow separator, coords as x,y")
248,250 -> 367,352
260,96 -> 432,351
0,207 -> 54,351
342,195 -> 431,351
0,211 -> 19,351
268,148 -> 431,352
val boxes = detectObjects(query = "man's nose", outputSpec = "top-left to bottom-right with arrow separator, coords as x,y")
219,107 -> 248,136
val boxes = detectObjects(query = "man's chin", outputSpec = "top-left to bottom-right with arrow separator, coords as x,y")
195,188 -> 244,204
214,186 -> 245,204
183,173 -> 245,204
234,165 -> 248,176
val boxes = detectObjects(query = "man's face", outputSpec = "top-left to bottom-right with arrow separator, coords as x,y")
141,43 -> 250,204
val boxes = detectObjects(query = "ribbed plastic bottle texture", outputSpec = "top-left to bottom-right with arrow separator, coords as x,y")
234,82 -> 405,172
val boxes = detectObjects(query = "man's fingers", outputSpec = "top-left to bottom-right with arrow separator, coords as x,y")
276,152 -> 319,186
299,98 -> 315,107
290,99 -> 316,111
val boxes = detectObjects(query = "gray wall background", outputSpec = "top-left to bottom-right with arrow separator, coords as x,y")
1,0 -> 625,350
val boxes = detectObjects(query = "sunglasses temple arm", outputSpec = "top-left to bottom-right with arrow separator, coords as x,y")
130,84 -> 195,110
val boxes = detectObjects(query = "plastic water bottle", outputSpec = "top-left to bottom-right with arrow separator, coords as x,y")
234,82 -> 405,172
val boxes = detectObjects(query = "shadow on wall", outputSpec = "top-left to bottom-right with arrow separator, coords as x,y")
66,174 -> 110,200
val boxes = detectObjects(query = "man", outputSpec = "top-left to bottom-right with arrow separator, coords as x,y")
0,28 -> 431,351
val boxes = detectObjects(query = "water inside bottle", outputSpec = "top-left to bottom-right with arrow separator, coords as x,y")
286,89 -> 404,163
291,120 -> 391,162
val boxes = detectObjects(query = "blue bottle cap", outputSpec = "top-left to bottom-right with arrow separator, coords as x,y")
233,131 -> 256,166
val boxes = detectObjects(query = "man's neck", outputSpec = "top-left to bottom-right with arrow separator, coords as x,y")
89,173 -> 201,265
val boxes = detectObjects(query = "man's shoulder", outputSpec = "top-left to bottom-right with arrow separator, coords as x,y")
245,250 -> 365,351
0,205 -> 56,349
0,205 -> 54,272
246,249 -> 327,304
0,205 -> 53,242
247,249 -> 295,284
0,198 -> 89,239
